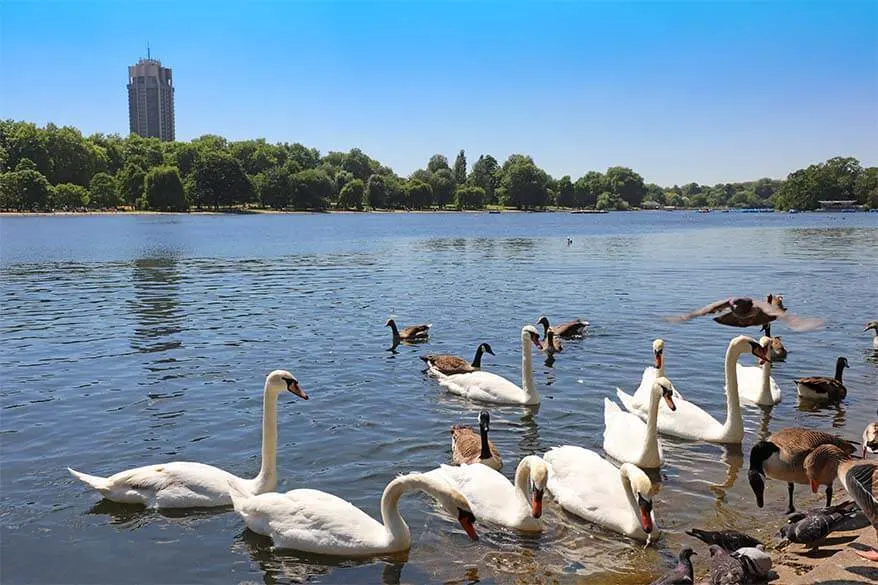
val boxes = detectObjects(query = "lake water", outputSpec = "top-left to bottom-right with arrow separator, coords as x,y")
1,211 -> 877,585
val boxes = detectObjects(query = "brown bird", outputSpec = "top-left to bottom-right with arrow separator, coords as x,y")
760,323 -> 787,361
795,357 -> 848,402
450,410 -> 503,470
536,315 -> 588,339
838,456 -> 878,561
802,444 -> 857,508
666,296 -> 823,331
748,427 -> 856,513
385,318 -> 430,342
421,343 -> 494,376
863,420 -> 878,457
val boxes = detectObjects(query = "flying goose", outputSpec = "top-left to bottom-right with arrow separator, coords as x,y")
450,410 -> 503,470
795,357 -> 848,402
421,343 -> 494,375
666,296 -> 823,331
385,319 -> 430,342
748,427 -> 856,513
536,315 -> 588,339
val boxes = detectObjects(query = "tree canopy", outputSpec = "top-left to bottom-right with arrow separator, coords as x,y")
1,119 -> 873,213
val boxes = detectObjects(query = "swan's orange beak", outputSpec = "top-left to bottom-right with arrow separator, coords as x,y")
663,393 -> 677,412
752,344 -> 770,363
810,479 -> 819,493
287,380 -> 308,400
530,333 -> 543,351
638,495 -> 654,534
457,509 -> 478,541
531,489 -> 544,519
654,352 -> 663,369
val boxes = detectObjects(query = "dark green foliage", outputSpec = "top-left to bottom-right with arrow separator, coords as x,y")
292,169 -> 333,210
338,179 -> 365,210
468,154 -> 500,204
53,183 -> 90,209
142,166 -> 188,211
366,174 -> 388,209
404,179 -> 432,209
454,185 -> 486,210
430,168 -> 456,208
88,172 -> 119,209
427,154 -> 450,173
453,150 -> 467,185
557,175 -> 575,208
0,168 -> 53,210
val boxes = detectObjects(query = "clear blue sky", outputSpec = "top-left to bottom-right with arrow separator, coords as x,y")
1,1 -> 876,185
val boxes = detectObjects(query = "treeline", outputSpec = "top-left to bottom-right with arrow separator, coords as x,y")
0,120 -> 875,212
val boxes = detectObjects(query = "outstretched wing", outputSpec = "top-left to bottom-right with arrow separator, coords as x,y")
666,299 -> 732,323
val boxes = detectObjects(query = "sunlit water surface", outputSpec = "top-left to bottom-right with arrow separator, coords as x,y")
1,211 -> 877,584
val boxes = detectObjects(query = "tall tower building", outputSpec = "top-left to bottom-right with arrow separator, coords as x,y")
127,55 -> 175,141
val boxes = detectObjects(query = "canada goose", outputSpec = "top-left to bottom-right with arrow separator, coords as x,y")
837,456 -> 878,561
536,315 -> 588,339
421,343 -> 494,375
864,420 -> 878,457
760,323 -> 787,361
450,410 -> 503,470
542,329 -> 563,357
646,546 -> 696,585
666,296 -> 823,331
748,427 -> 856,513
767,293 -> 786,311
802,444 -> 856,508
795,357 -> 848,402
385,319 -> 430,342
865,321 -> 878,349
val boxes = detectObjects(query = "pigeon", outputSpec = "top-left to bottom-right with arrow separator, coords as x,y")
686,528 -> 762,552
648,546 -> 697,585
730,545 -> 772,579
666,296 -> 823,331
708,545 -> 747,585
777,500 -> 857,548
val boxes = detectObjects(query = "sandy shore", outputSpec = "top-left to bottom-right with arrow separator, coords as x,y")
769,523 -> 877,584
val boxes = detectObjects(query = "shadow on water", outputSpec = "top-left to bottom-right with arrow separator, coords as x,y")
235,528 -> 411,585
87,499 -> 230,529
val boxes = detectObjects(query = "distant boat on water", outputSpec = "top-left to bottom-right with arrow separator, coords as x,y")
571,209 -> 608,214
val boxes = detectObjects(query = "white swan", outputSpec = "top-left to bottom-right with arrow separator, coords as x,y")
227,472 -> 479,556
430,325 -> 543,405
424,455 -> 548,532
866,321 -> 878,349
543,446 -> 657,542
734,336 -> 782,406
618,336 -> 769,444
603,377 -> 677,468
626,339 -> 684,410
67,370 -> 308,508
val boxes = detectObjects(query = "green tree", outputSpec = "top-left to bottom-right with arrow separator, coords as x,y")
856,167 -> 878,205
596,191 -> 628,211
254,166 -> 291,209
643,183 -> 666,205
192,151 -> 254,209
573,171 -> 603,208
384,176 -> 406,209
605,166 -> 645,207
404,179 -> 433,209
53,183 -> 90,209
430,168 -> 456,208
454,184 -> 486,210
342,148 -> 374,181
410,169 -> 433,184
498,155 -> 548,209
292,168 -> 333,209
88,172 -> 119,208
117,163 -> 146,206
557,175 -> 575,208
142,166 -> 188,211
0,172 -> 20,209
2,168 -> 53,210
337,178 -> 365,210
453,150 -> 467,185
365,173 -> 388,209
427,154 -> 449,173
468,154 -> 499,204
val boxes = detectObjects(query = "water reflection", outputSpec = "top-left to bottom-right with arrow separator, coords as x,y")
516,407 -> 542,455
87,500 -> 228,529
796,398 -> 847,428
129,255 -> 184,357
707,444 -> 744,504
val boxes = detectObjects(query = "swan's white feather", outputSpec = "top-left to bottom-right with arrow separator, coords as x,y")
602,396 -> 663,468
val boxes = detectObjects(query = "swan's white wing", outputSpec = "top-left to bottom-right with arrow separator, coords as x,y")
732,364 -> 782,405
239,488 -> 388,554
603,397 -> 649,465
615,387 -> 647,418
543,446 -> 634,536
426,464 -> 529,528
100,462 -> 238,507
653,394 -> 723,441
436,371 -> 526,404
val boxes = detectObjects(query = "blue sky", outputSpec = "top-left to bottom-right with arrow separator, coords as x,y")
1,1 -> 876,185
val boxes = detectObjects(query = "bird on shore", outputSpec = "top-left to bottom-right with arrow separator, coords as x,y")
776,500 -> 858,549
730,546 -> 772,580
795,357 -> 848,402
666,296 -> 823,331
708,545 -> 749,585
647,546 -> 696,585
421,343 -> 494,375
385,319 -> 430,343
686,528 -> 762,551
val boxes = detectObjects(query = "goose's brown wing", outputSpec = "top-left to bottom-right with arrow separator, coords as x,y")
450,426 -> 481,464
840,461 -> 878,527
666,299 -> 733,323
400,324 -> 430,338
552,320 -> 587,338
796,377 -> 847,400
422,354 -> 474,375
769,428 -> 855,457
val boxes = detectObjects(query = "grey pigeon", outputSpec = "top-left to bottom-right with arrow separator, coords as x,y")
777,501 -> 856,548
686,528 -> 762,552
708,545 -> 747,585
730,545 -> 772,579
648,546 -> 696,585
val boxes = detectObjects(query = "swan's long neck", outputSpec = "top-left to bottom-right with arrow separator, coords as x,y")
513,457 -> 534,507
619,465 -> 640,524
380,474 -> 448,547
755,356 -> 773,404
521,333 -> 538,402
721,345 -> 745,441
253,385 -> 279,493
643,387 -> 661,461
655,353 -> 665,377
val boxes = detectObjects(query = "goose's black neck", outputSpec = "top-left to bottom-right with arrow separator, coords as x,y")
834,360 -> 845,383
479,425 -> 491,460
472,345 -> 485,368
